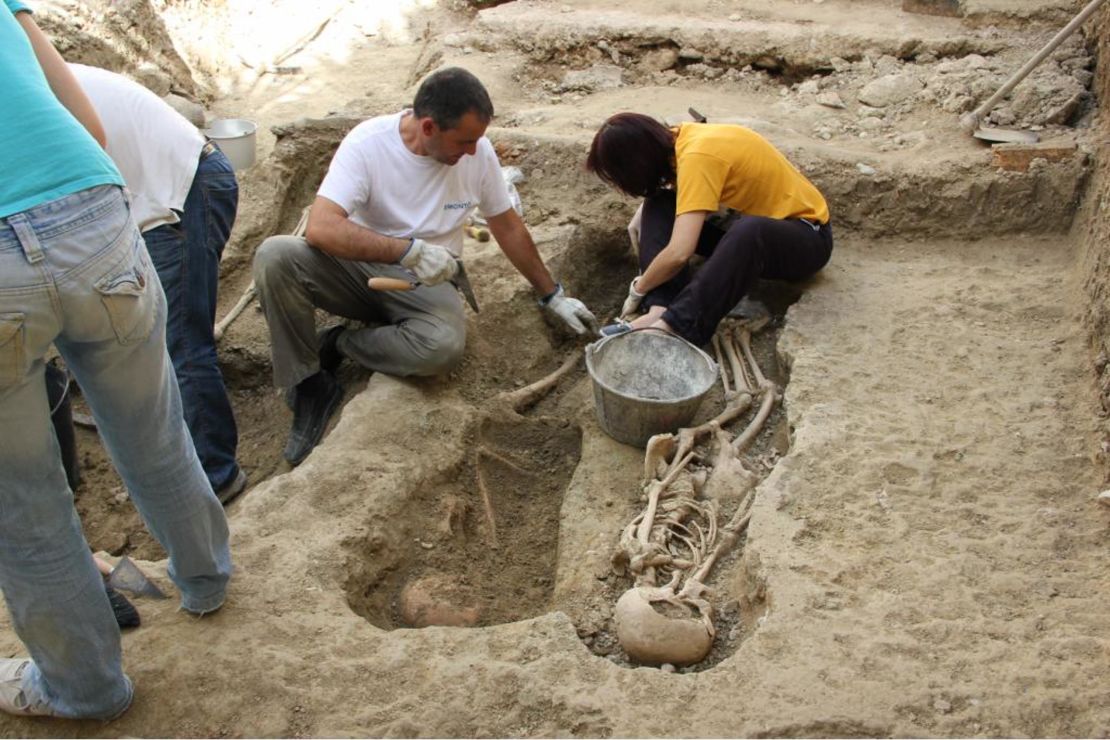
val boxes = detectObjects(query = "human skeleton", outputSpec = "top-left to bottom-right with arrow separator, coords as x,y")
611,316 -> 778,666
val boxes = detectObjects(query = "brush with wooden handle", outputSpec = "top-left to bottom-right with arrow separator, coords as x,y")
368,259 -> 481,313
465,224 -> 490,242
367,277 -> 418,292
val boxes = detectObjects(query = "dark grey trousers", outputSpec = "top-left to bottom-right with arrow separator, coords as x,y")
252,235 -> 465,389
639,191 -> 834,346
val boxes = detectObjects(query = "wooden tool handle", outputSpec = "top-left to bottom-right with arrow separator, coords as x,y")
465,225 -> 491,242
368,277 -> 417,291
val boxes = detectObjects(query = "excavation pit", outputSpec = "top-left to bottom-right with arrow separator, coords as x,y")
6,1 -> 1107,734
65,111 -> 799,673
346,415 -> 583,630
577,303 -> 791,673
64,338 -> 372,560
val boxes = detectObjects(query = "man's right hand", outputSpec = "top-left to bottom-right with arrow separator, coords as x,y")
399,238 -> 458,286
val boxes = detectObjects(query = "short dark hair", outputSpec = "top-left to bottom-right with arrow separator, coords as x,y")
413,67 -> 494,130
586,112 -> 676,198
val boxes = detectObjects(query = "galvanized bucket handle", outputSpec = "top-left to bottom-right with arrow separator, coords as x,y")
586,326 -> 718,377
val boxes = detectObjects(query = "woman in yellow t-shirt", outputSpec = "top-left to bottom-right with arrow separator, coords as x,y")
586,112 -> 833,345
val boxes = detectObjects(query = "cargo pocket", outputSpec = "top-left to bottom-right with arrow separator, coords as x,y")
0,313 -> 26,389
95,256 -> 156,346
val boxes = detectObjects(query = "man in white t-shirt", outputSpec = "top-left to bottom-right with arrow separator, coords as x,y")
253,67 -> 598,466
70,63 -> 246,505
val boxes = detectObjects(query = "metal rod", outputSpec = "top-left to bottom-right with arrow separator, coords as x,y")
960,0 -> 1107,132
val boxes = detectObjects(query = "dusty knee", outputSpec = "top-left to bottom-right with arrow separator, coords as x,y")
252,236 -> 307,286
407,322 -> 466,377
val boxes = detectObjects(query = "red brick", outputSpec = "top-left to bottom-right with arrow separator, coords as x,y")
991,143 -> 1078,172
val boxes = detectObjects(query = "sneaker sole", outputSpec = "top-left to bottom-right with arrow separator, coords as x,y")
216,470 -> 249,505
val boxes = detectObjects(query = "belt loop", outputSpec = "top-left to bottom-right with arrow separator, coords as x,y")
6,213 -> 45,264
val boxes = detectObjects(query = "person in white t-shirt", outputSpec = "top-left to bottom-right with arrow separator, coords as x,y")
69,63 -> 246,505
253,67 -> 598,466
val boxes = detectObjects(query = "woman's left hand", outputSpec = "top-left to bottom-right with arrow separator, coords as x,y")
621,277 -> 646,318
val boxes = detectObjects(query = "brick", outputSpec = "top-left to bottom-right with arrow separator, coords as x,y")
991,142 -> 1078,172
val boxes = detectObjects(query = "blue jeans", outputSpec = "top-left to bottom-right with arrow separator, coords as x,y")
143,148 -> 240,492
0,185 -> 232,719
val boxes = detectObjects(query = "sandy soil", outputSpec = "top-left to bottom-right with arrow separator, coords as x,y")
2,0 -> 1109,737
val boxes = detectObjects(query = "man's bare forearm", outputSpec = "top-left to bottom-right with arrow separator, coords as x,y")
17,13 -> 107,147
637,210 -> 707,293
487,208 -> 557,296
305,197 -> 410,263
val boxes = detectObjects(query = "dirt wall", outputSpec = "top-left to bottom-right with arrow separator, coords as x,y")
34,0 -> 374,102
1078,6 -> 1110,478
35,0 -> 199,96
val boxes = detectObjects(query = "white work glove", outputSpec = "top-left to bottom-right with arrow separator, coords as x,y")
399,238 -> 458,286
540,284 -> 600,336
621,277 -> 646,318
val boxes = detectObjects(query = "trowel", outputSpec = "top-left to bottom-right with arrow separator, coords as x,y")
972,127 -> 1039,145
107,555 -> 168,600
368,259 -> 481,313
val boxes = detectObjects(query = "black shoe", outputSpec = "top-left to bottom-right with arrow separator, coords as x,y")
283,371 -> 343,466
727,297 -> 771,329
317,325 -> 346,375
105,583 -> 140,630
216,468 -> 248,505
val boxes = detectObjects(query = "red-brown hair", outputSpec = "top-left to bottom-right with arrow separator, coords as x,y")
586,112 -> 676,198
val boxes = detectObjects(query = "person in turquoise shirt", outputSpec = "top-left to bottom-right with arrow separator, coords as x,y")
0,0 -> 120,216
0,1 -> 233,721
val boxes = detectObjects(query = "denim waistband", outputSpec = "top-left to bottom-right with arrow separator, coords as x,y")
0,185 -> 124,252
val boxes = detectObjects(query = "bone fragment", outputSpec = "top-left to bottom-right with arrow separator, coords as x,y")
638,553 -> 695,570
643,433 -> 677,482
213,281 -> 256,342
724,326 -> 754,393
666,396 -> 752,478
496,349 -> 582,414
731,383 -> 777,454
687,490 -> 755,587
636,452 -> 695,546
737,325 -> 768,390
478,447 -> 537,478
703,427 -> 758,504
474,455 -> 499,548
712,333 -> 732,398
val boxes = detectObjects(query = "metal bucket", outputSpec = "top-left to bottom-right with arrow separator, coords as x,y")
203,118 -> 257,170
585,328 -> 718,447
